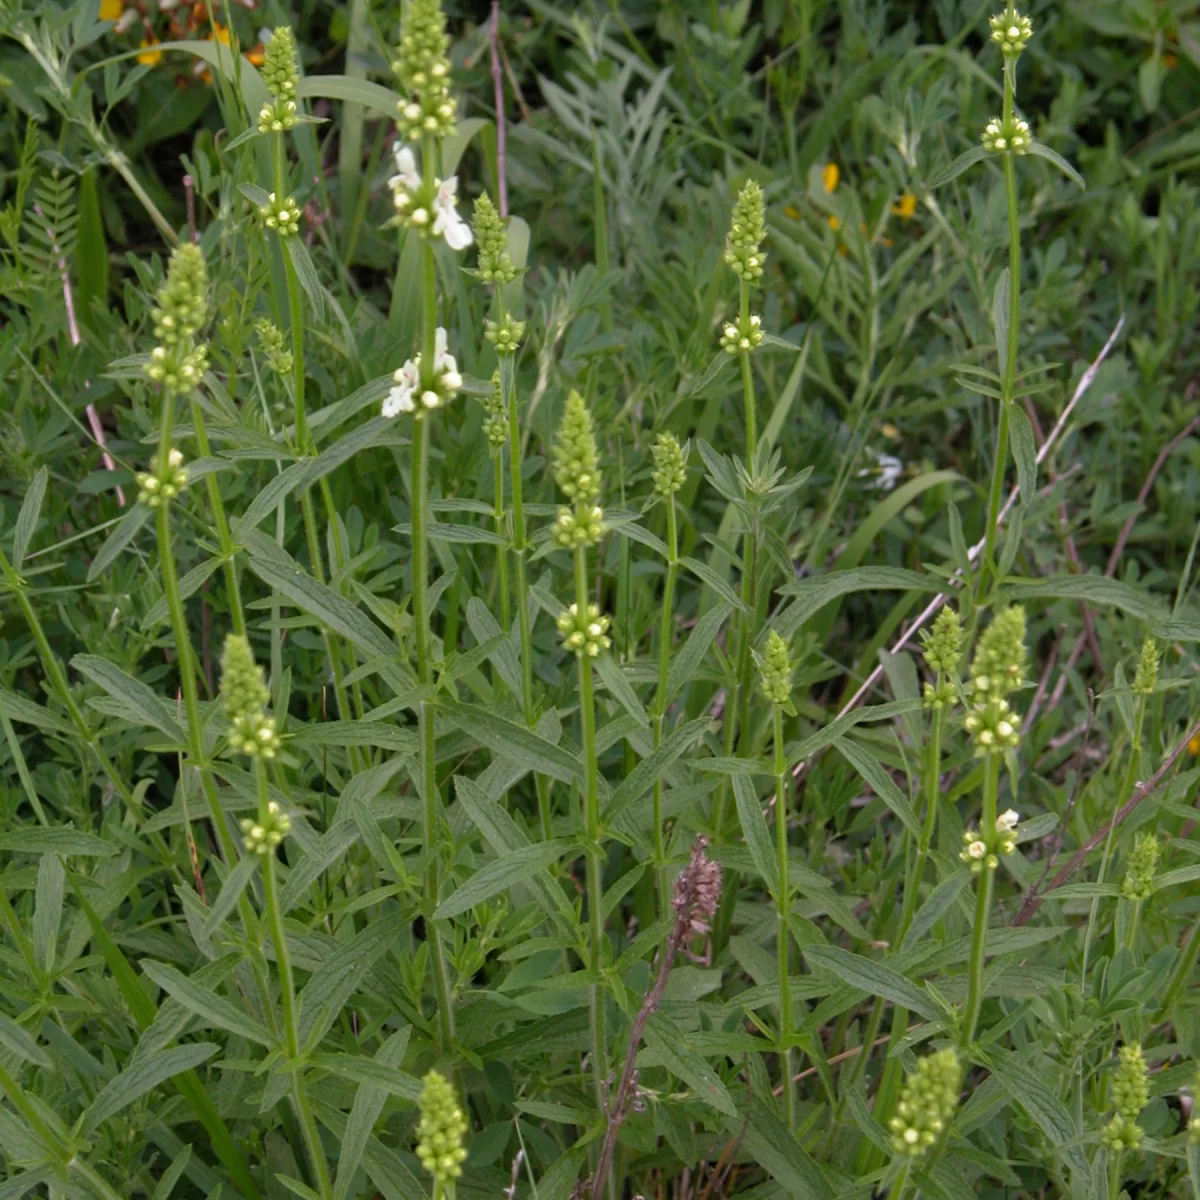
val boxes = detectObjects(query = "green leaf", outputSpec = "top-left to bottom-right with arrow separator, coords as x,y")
834,739 -> 921,838
679,555 -> 750,613
71,654 -> 185,741
0,828 -> 117,857
834,472 -> 960,574
434,840 -> 571,920
314,1052 -> 422,1102
1002,576 -> 1168,624
603,716 -> 709,824
151,1146 -> 192,1200
1027,142 -> 1086,190
82,1043 -> 219,1133
0,1168 -> 51,1200
465,598 -> 522,699
443,700 -> 582,785
277,1177 -> 324,1200
0,1013 -> 51,1068
736,1094 -> 835,1199
141,556 -> 223,631
733,774 -> 779,896
804,945 -> 939,1021
201,854 -> 259,936
296,74 -> 401,118
775,568 -> 943,638
595,654 -> 649,727
992,268 -> 1010,373
903,870 -> 970,949
141,960 -> 275,1047
643,1011 -> 737,1117
0,687 -> 74,737
1007,403 -> 1038,504
929,145 -> 990,189
12,467 -> 47,571
33,853 -> 63,974
666,601 -> 732,702
87,504 -> 150,581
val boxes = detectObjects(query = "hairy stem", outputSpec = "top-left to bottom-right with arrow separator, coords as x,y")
773,703 -> 795,1129
651,494 -> 679,920
962,754 -> 1000,1045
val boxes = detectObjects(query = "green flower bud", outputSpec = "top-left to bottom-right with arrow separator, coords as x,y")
1112,1044 -> 1149,1122
719,313 -> 764,354
651,432 -> 687,497
485,313 -> 525,356
254,319 -> 293,377
553,503 -> 605,548
1133,638 -> 1159,696
557,602 -> 611,657
220,635 -> 280,760
145,343 -> 209,393
725,179 -> 767,283
392,0 -> 456,140
136,447 -> 189,508
969,606 -> 1027,700
1101,1115 -> 1142,1150
152,243 -> 208,347
258,98 -> 298,134
1121,833 -> 1158,902
758,630 -> 793,707
889,1048 -> 961,1157
921,607 -> 964,676
473,191 -> 518,284
989,7 -> 1033,56
959,808 -> 1018,872
553,390 -> 601,504
481,370 -> 508,450
240,800 -> 291,855
962,694 -> 1020,757
981,114 -> 1032,155
923,678 -> 956,711
261,26 -> 300,100
259,192 -> 301,238
415,1070 -> 467,1186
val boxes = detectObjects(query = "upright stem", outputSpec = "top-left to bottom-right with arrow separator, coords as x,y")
962,754 -> 1000,1045
773,703 -> 795,1128
256,762 -> 332,1200
651,495 -> 679,919
493,448 -> 511,631
887,1161 -> 912,1200
575,544 -> 607,1109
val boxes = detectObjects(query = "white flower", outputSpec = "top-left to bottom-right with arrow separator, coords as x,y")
383,358 -> 419,417
432,177 -> 473,251
859,448 -> 903,491
967,840 -> 986,860
421,389 -> 441,409
996,809 -> 1020,832
432,326 -> 463,392
390,143 -> 421,192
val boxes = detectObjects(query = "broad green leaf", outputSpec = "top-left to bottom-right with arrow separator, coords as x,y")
0,1168 -> 50,1200
200,854 -> 259,936
804,945 -> 939,1021
986,1049 -> 1089,1177
12,467 -> 47,571
86,503 -> 151,582
903,870 -> 970,949
314,1052 -> 422,1102
665,601 -> 732,702
0,828 -> 117,857
296,74 -> 401,118
928,145 -> 990,189
775,568 -> 943,638
735,1094 -> 834,1199
141,960 -> 275,1047
834,739 -> 921,837
465,597 -> 523,699
1028,142 -> 1086,189
679,555 -> 750,613
602,716 -> 709,824
0,1013 -> 51,1068
71,654 -> 185,741
82,1043 -> 219,1133
0,687 -> 73,737
443,700 -> 581,785
434,840 -> 572,920
733,774 -> 779,896
141,556 -> 223,630
1008,403 -> 1038,504
643,1011 -> 737,1117
1003,576 -> 1168,624
152,1146 -> 192,1200
595,654 -> 649,727
33,853 -> 63,975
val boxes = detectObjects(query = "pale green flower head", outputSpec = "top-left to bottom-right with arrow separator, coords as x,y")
1121,833 -> 1158,902
759,629 -> 793,708
981,114 -> 1032,155
719,313 -> 764,355
481,370 -> 507,449
152,243 -> 208,347
416,1070 -> 467,1185
651,431 -> 687,497
136,447 -> 188,508
472,191 -> 518,284
485,313 -> 525,356
969,606 -> 1027,700
889,1048 -> 961,1157
553,390 -> 601,504
240,801 -> 291,855
259,192 -> 301,238
261,26 -> 299,100
1112,1044 -> 1149,1121
724,179 -> 766,284
557,602 -> 611,657
220,635 -> 280,760
393,0 -> 456,140
989,7 -> 1033,56
921,606 -> 964,676
254,318 -> 293,377
1133,637 -> 1159,696
553,503 -> 605,549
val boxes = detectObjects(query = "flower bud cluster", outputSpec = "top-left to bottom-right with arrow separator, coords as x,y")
261,26 -> 299,99
759,630 -> 793,707
258,98 -> 298,134
921,607 -> 964,676
724,179 -> 766,283
553,504 -> 605,549
889,1048 -> 961,1157
146,244 -> 210,394
1101,1044 -> 1148,1150
383,327 -> 462,418
964,606 -> 1026,755
137,448 -> 188,508
553,391 -> 601,503
259,192 -> 301,237
240,801 -> 291,855
651,432 -> 687,497
481,370 -> 508,450
485,313 -> 525,356
557,603 -> 611,657
960,808 -> 1019,872
1121,832 -> 1158,902
392,0 -> 456,140
388,144 -> 472,251
254,319 -> 293,377
472,192 -> 518,284
220,635 -> 280,760
1133,638 -> 1159,696
989,7 -> 1033,56
720,313 -> 764,355
982,114 -> 1032,154
146,343 -> 209,393
415,1070 -> 467,1185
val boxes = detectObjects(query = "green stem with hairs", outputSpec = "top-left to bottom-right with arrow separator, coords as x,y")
773,703 -> 796,1129
962,754 -> 1000,1045
492,446 -> 511,632
887,1161 -> 912,1200
255,761 -> 332,1200
651,493 -> 679,921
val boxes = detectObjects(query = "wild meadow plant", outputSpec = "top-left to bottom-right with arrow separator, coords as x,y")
3,2 -> 1200,1199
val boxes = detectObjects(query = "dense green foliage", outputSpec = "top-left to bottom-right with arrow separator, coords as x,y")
2,1 -> 1200,1198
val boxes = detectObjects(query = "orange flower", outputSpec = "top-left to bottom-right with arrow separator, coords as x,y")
247,43 -> 266,66
1190,732 -> 1200,756
783,204 -> 801,220
99,0 -> 123,20
892,192 -> 918,220
209,22 -> 231,45
1164,53 -> 1178,69
827,214 -> 841,232
823,162 -> 839,193
137,38 -> 163,66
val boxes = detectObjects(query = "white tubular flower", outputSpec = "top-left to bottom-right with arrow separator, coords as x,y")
391,143 -> 421,192
384,358 -> 419,417
996,809 -> 1020,833
432,177 -> 473,250
432,326 -> 462,391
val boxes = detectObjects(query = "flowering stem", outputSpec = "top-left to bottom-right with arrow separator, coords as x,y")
651,494 -> 679,920
255,761 -> 333,1200
574,543 -> 607,1108
739,280 -> 756,463
492,447 -> 511,631
962,754 -> 1000,1045
773,702 -> 796,1129
887,1161 -> 911,1200
1108,1148 -> 1124,1200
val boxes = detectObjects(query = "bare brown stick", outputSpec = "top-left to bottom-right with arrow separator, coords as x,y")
591,840 -> 722,1200
793,316 -> 1125,781
1021,628 -> 1061,732
489,3 -> 508,217
184,173 -> 197,243
1012,714 -> 1200,926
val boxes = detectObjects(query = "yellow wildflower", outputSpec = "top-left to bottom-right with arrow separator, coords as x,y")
827,214 -> 841,232
1189,731 -> 1200,756
137,38 -> 163,66
823,162 -> 839,193
99,0 -> 123,20
893,192 -> 918,219
210,22 -> 231,46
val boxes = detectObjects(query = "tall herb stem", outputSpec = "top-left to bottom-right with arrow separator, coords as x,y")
651,493 -> 679,919
962,754 -> 1000,1045
773,703 -> 795,1128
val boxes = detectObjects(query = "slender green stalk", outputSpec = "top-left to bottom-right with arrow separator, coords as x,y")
492,447 -> 511,631
1109,1148 -> 1124,1200
651,494 -> 679,919
887,1161 -> 911,1200
255,762 -> 332,1200
962,754 -> 1000,1045
773,703 -> 795,1129
575,543 -> 607,1108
